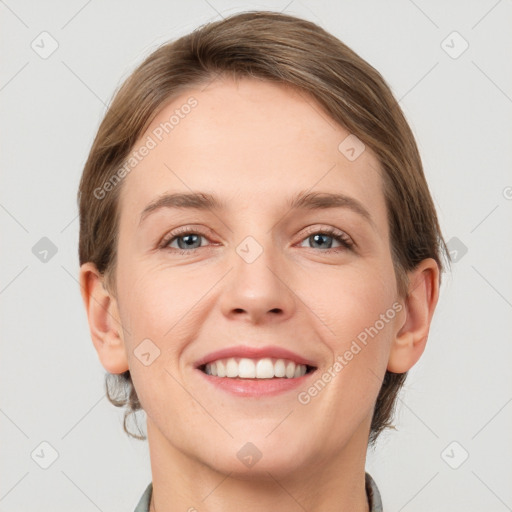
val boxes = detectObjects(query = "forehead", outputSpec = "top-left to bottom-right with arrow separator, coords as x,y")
118,77 -> 386,228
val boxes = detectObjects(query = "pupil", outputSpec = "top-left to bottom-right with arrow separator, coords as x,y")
179,234 -> 200,249
312,234 -> 331,249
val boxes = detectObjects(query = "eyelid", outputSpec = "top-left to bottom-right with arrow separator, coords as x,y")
158,225 -> 214,249
299,224 -> 353,242
297,224 -> 355,250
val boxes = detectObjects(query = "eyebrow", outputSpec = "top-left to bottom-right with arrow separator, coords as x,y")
138,190 -> 375,228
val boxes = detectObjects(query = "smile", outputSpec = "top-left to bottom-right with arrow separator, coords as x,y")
201,357 -> 315,379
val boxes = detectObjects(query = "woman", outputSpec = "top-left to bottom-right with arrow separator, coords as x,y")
78,11 -> 449,511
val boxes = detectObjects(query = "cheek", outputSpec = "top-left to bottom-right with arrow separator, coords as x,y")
302,270 -> 397,419
118,260 -> 199,329
116,262 -> 213,377
115,265 -> 195,416
291,268 -> 397,451
311,260 -> 396,326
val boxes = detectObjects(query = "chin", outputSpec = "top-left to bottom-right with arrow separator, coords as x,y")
212,454 -> 308,481
200,435 -> 312,480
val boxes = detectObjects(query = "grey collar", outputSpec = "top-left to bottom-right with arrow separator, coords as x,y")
135,472 -> 383,511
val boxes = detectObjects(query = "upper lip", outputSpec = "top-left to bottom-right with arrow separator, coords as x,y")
194,345 -> 317,368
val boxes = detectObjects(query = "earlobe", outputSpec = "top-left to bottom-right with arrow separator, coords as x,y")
79,262 -> 129,374
387,258 -> 440,373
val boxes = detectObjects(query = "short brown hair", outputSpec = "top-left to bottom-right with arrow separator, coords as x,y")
78,10 -> 450,445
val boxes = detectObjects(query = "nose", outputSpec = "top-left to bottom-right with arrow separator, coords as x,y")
219,237 -> 297,325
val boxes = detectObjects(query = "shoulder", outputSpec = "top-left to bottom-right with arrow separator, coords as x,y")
133,482 -> 152,512
365,472 -> 383,512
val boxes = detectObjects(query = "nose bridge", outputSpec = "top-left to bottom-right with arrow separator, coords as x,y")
219,228 -> 296,322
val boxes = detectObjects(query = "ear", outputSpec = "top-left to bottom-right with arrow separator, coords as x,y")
387,258 -> 440,373
79,262 -> 129,374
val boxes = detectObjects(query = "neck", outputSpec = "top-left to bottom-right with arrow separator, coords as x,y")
146,418 -> 371,512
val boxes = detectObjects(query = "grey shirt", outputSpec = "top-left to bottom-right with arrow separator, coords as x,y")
134,472 -> 383,511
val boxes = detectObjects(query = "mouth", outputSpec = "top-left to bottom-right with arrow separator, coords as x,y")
193,345 -> 319,397
196,356 -> 318,398
198,357 -> 317,379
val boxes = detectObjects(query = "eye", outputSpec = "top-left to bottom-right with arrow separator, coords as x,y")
298,227 -> 354,252
159,227 -> 213,253
159,225 -> 354,255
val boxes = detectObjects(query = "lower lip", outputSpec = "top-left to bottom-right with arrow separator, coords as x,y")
196,369 -> 316,397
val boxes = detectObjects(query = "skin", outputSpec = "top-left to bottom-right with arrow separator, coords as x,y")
80,77 -> 439,512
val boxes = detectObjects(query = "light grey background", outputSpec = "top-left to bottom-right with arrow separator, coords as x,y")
1,1 -> 511,511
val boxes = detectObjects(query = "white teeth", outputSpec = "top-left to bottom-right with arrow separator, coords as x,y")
217,359 -> 226,377
204,357 -> 308,379
256,358 -> 274,378
226,358 -> 238,378
274,359 -> 286,377
238,358 -> 256,378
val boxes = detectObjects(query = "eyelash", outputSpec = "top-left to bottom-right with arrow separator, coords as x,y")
159,225 -> 354,255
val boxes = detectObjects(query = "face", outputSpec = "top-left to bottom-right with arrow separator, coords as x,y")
111,77 -> 404,477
